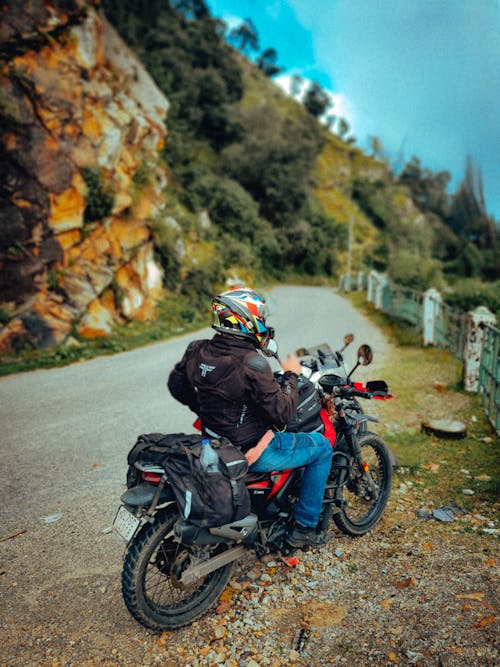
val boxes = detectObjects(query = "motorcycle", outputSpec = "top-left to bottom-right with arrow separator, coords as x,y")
113,337 -> 393,631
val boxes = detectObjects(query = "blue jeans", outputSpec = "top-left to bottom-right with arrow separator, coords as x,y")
249,431 -> 333,528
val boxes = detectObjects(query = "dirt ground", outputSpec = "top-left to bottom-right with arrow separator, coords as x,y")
1,479 -> 498,667
1,288 -> 498,666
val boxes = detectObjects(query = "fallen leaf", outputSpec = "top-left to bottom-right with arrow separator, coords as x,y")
456,592 -> 484,601
485,558 -> 495,567
156,631 -> 170,647
215,600 -> 231,614
424,462 -> 440,473
388,651 -> 398,661
219,587 -> 233,602
381,597 -> 395,609
396,576 -> 417,589
444,645 -> 464,654
471,614 -> 496,629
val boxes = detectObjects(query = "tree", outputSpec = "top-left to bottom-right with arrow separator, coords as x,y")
221,105 -> 325,224
399,157 -> 450,218
337,117 -> 350,139
228,18 -> 259,53
256,48 -> 282,77
302,81 -> 331,118
290,75 -> 303,98
171,0 -> 209,19
449,157 -> 496,250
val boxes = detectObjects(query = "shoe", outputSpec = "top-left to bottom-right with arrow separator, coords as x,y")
286,523 -> 326,548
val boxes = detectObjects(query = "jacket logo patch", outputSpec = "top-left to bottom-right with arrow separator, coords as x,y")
199,363 -> 216,377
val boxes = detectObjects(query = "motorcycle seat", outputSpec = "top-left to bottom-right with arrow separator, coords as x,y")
244,471 -> 270,483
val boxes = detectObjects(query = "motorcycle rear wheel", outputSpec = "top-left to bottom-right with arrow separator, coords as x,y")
332,433 -> 392,537
121,506 -> 233,630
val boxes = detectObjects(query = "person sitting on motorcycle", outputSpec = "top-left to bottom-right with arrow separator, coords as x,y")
167,287 -> 333,548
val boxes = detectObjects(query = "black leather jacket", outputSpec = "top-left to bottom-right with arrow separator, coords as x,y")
167,333 -> 298,450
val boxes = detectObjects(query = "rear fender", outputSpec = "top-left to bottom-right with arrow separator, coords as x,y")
121,482 -> 175,508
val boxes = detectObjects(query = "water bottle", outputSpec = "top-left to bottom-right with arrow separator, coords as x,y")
200,438 -> 219,473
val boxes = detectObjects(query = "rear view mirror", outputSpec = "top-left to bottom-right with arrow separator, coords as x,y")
357,345 -> 373,366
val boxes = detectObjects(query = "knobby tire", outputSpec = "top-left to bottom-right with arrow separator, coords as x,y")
121,506 -> 233,631
332,432 -> 392,537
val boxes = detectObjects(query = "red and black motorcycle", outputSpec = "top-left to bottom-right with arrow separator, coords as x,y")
113,339 -> 393,631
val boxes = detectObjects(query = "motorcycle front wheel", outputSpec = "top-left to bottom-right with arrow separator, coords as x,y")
121,506 -> 233,631
332,432 -> 392,537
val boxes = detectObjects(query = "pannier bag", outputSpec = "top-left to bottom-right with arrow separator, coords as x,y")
127,433 -> 251,528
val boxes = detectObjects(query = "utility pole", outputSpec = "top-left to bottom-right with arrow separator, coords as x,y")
346,216 -> 353,291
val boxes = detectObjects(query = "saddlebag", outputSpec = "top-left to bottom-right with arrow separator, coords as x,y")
127,433 -> 251,528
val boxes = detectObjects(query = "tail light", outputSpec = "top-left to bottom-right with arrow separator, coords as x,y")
141,471 -> 162,484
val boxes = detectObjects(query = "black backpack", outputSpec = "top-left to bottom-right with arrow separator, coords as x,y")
127,433 -> 251,528
275,374 -> 323,433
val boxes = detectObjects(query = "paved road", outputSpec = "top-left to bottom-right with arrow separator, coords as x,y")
0,286 -> 391,663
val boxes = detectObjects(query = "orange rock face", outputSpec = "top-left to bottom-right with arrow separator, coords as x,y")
0,3 -> 168,352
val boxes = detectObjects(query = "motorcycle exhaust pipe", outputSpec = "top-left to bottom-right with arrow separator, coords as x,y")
210,514 -> 258,543
174,519 -> 229,545
174,514 -> 258,546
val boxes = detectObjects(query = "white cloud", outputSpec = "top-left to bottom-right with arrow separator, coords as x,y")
274,74 -> 356,131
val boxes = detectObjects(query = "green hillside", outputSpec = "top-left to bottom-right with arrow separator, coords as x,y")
101,0 -> 498,313
1,0 -> 497,369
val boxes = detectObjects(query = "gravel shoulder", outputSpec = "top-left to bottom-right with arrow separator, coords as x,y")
0,286 -> 498,667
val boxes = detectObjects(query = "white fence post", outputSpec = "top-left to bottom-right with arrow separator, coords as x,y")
423,288 -> 442,346
463,306 -> 497,392
367,270 -> 380,304
357,271 -> 364,291
366,271 -> 387,309
374,273 -> 387,310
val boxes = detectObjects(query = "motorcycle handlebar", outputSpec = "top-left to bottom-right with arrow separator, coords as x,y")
333,385 -> 389,400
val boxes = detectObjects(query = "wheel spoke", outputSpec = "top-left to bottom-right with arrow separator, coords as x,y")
332,434 -> 392,537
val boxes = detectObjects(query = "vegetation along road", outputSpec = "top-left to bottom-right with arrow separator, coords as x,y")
1,286 -> 497,666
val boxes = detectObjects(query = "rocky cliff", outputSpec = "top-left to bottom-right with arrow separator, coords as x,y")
0,0 -> 169,352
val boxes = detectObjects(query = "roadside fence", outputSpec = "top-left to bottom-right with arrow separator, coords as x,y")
340,270 -> 499,434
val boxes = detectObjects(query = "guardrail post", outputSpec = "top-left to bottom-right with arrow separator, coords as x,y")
423,288 -> 442,345
463,306 -> 497,392
367,271 -> 377,303
374,274 -> 387,310
357,271 -> 364,291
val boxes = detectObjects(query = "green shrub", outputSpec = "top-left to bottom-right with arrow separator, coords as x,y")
0,306 -> 13,326
444,278 -> 500,315
389,249 -> 443,292
82,167 -> 115,222
152,216 -> 183,290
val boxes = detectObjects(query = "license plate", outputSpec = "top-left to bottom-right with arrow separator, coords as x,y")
113,505 -> 141,543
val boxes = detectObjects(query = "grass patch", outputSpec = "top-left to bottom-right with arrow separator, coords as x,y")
346,289 -> 499,515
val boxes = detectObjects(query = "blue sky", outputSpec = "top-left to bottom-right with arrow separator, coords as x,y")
207,0 -> 500,220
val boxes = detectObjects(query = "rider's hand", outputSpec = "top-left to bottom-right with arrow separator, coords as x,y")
281,353 -> 302,376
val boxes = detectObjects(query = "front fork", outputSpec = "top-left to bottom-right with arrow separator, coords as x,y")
325,432 -> 379,505
346,431 -> 379,499
318,447 -> 350,532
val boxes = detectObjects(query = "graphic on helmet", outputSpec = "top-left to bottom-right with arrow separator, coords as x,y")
212,287 -> 274,349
